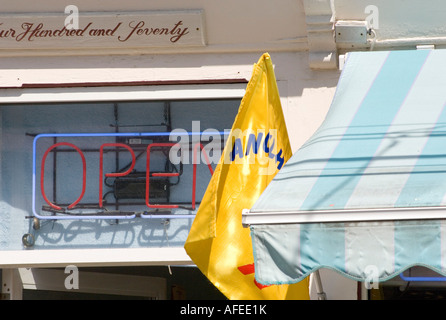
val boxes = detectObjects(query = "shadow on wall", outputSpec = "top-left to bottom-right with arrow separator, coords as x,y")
22,213 -> 194,249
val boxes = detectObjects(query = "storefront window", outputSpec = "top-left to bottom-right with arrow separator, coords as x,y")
0,98 -> 240,248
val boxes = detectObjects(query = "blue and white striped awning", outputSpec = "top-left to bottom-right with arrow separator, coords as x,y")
242,49 -> 446,285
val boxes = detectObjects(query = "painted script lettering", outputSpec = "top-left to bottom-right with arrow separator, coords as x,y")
0,20 -> 191,43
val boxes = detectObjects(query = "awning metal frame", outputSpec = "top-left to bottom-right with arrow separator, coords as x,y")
242,206 -> 446,227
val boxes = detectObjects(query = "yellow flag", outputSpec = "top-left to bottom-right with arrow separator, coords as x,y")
184,53 -> 309,300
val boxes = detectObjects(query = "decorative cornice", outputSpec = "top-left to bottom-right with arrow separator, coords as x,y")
303,0 -> 337,69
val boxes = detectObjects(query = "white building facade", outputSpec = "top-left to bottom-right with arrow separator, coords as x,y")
1,0 -> 444,300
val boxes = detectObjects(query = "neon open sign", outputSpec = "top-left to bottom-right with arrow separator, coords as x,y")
32,132 -> 214,220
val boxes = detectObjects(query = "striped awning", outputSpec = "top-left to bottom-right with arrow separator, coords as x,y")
242,49 -> 446,285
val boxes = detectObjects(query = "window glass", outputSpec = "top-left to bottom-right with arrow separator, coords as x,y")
0,99 -> 239,247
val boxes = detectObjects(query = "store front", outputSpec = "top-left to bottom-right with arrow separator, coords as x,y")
0,74 -> 258,297
0,1 -> 340,300
0,86 -> 247,299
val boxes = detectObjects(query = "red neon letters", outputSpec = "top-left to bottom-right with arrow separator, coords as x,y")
41,142 -> 87,210
99,143 -> 136,208
40,141 -> 213,211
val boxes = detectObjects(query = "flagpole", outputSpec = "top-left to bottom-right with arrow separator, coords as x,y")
314,270 -> 327,300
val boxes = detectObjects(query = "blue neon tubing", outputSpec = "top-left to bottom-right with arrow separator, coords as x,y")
32,131 -> 227,220
399,273 -> 446,282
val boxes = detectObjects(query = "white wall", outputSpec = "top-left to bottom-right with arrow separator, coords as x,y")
0,0 -> 361,300
335,0 -> 446,41
0,0 -> 308,56
0,50 -> 339,152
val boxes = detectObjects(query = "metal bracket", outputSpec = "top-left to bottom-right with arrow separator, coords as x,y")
335,20 -> 368,48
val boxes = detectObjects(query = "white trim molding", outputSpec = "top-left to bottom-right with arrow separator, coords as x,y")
303,0 -> 337,70
0,82 -> 246,104
0,247 -> 192,268
242,206 -> 446,226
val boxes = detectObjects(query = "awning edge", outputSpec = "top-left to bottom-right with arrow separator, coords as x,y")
243,206 -> 446,226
